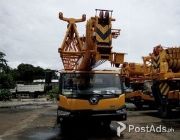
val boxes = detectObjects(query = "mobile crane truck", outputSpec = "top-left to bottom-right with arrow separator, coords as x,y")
56,9 -> 126,131
145,45 -> 180,117
121,62 -> 155,109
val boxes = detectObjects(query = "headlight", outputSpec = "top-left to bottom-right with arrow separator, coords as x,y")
58,110 -> 70,116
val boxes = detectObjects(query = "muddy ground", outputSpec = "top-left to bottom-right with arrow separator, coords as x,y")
0,104 -> 180,140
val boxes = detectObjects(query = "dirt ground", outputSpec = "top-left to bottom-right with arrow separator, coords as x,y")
0,104 -> 180,140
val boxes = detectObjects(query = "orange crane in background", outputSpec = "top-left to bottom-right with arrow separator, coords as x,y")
56,9 -> 126,131
120,61 -> 155,109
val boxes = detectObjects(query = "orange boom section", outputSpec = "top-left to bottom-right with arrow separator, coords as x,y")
58,9 -> 124,71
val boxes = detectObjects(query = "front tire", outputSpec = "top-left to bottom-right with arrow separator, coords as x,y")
103,121 -> 111,129
60,120 -> 69,135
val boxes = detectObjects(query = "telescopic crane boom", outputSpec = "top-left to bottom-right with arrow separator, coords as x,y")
58,9 -> 124,71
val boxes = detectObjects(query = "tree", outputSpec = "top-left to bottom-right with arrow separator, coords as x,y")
0,51 -> 8,73
10,69 -> 20,82
0,51 -> 15,89
33,66 -> 45,79
45,69 -> 58,79
17,63 -> 34,82
16,64 -> 47,82
0,73 -> 15,89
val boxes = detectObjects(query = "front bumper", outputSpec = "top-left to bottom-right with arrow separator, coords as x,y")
57,106 -> 127,122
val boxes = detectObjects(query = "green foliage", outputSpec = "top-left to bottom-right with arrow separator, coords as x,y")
0,89 -> 12,101
0,51 -> 58,90
0,51 -> 15,89
17,63 -> 35,82
10,69 -> 20,81
34,66 -> 45,79
0,73 -> 15,89
0,51 -> 8,73
45,69 -> 58,79
48,86 -> 59,99
15,64 -> 57,83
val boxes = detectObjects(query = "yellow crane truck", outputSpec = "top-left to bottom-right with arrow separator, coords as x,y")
120,62 -> 155,109
145,45 -> 180,117
56,9 -> 126,131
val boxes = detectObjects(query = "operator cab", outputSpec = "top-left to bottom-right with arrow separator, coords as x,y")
59,71 -> 122,98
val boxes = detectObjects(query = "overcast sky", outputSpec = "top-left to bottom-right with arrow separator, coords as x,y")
1,0 -> 180,70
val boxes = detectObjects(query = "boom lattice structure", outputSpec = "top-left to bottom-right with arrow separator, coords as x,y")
58,9 -> 124,71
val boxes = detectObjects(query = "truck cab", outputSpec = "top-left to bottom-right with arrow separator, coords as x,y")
57,70 -> 126,130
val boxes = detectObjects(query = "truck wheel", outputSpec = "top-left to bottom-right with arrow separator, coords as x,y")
102,121 -> 111,130
60,120 -> 69,135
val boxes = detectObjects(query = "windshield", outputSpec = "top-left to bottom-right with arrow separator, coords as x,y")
60,73 -> 121,95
